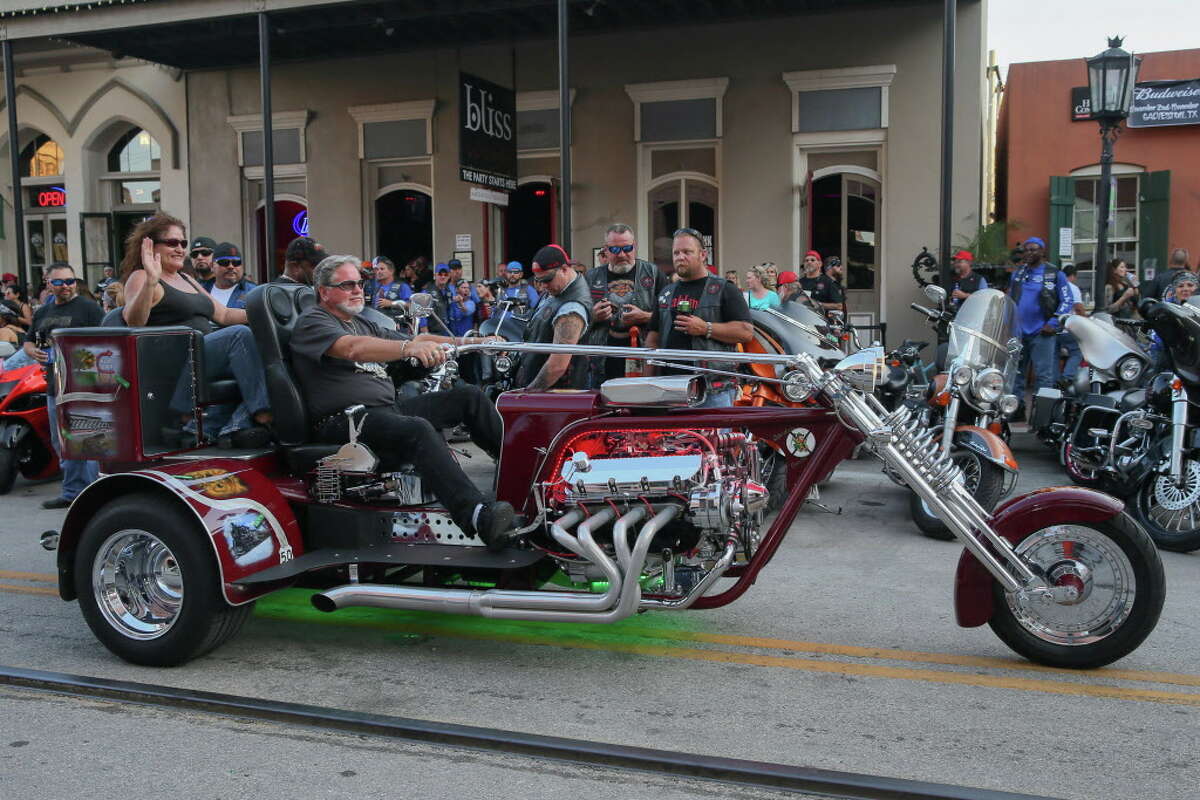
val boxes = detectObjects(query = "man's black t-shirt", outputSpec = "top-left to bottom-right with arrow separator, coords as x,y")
32,295 -> 103,396
648,277 -> 751,374
798,274 -> 844,305
290,306 -> 410,420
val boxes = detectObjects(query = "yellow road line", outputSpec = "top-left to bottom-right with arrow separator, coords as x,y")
255,610 -> 1200,708
0,582 -> 58,597
0,570 -> 56,583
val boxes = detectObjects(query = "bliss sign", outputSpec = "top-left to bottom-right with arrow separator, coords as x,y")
459,71 -> 517,192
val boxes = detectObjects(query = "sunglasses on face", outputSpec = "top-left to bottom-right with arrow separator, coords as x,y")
329,279 -> 366,291
49,278 -> 77,287
216,259 -> 242,267
190,249 -> 213,258
606,244 -> 636,255
532,271 -> 557,283
156,238 -> 189,249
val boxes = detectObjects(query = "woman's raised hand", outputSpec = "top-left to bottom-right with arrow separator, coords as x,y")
141,237 -> 162,284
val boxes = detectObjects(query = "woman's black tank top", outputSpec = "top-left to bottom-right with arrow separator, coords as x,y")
147,275 -> 214,334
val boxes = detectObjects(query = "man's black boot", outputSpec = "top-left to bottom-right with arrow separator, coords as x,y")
475,501 -> 519,552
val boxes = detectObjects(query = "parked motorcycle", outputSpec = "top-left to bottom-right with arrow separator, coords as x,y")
901,285 -> 1021,539
1030,311 -> 1152,486
477,295 -> 532,399
0,359 -> 60,493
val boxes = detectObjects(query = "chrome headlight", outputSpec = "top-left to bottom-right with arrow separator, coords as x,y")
1117,356 -> 1143,383
494,354 -> 513,374
973,368 -> 1004,403
951,365 -> 974,386
781,370 -> 811,403
998,394 -> 1020,416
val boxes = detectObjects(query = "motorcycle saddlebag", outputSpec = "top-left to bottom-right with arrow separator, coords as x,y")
1030,387 -> 1062,431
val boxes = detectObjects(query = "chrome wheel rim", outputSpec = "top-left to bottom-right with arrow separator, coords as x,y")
1005,525 -> 1136,646
921,451 -> 981,517
1062,442 -> 1101,482
92,529 -> 184,640
1144,460 -> 1200,532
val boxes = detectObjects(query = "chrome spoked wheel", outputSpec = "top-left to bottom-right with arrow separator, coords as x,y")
1004,525 -> 1136,646
911,450 -> 1004,540
92,529 -> 184,641
1133,460 -> 1200,552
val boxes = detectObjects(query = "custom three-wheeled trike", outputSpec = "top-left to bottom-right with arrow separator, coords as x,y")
44,282 -> 1165,668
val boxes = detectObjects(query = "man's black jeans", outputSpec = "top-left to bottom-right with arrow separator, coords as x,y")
315,402 -> 483,533
396,385 -> 502,459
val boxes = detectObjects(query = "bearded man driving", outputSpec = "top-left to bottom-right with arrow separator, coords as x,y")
290,255 -> 519,550
582,223 -> 668,387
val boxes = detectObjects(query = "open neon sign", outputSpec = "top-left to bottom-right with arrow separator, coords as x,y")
32,186 -> 66,208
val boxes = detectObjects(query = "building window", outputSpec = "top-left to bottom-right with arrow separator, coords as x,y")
227,110 -> 311,168
648,176 -> 719,271
101,128 -> 162,209
795,87 -> 883,133
625,78 -> 728,143
1072,175 -> 1138,270
515,90 -> 574,155
20,134 -> 64,177
347,101 -> 435,160
108,128 -> 160,172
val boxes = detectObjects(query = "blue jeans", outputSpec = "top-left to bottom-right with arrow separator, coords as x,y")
170,325 -> 271,435
4,349 -> 35,371
1013,331 -> 1058,403
1058,331 -> 1082,382
46,394 -> 99,501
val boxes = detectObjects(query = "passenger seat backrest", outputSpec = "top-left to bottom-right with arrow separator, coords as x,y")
245,283 -> 317,446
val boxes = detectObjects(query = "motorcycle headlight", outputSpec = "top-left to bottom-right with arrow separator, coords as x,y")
951,365 -> 973,386
1117,356 -> 1143,383
494,355 -> 513,374
998,394 -> 1020,416
781,370 -> 811,403
972,368 -> 1004,403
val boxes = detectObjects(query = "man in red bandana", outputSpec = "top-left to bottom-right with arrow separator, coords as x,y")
514,244 -> 592,391
798,250 -> 843,312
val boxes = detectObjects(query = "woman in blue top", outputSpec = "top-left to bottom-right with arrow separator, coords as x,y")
448,279 -> 478,337
743,264 -> 781,310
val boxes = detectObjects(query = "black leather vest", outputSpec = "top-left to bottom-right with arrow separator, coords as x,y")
516,274 -> 592,389
655,274 -> 738,376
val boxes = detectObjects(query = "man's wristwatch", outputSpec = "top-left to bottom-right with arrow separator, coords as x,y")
705,321 -> 713,339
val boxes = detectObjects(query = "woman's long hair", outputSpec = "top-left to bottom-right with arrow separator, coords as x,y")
119,213 -> 186,280
1105,258 -> 1129,291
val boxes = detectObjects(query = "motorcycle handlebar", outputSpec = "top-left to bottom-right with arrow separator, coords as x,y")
910,303 -> 939,320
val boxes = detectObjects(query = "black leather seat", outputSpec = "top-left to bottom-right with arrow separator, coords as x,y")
244,283 -> 339,473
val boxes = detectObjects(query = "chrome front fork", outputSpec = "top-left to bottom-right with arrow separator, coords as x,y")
941,394 -> 960,458
1170,377 -> 1188,485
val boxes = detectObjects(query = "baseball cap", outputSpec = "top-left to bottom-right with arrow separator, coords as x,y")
506,261 -> 524,272
190,236 -> 217,253
435,262 -> 450,273
953,250 -> 974,262
778,270 -> 799,285
1023,237 -> 1046,250
447,258 -> 462,269
531,245 -> 569,281
805,250 -> 821,261
1,272 -> 17,283
213,242 -> 242,263
284,236 -> 323,264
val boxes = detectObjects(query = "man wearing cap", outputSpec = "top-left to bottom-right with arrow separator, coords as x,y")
798,250 -> 843,313
644,228 -> 754,407
582,223 -> 668,386
948,250 -> 987,312
501,261 -> 539,307
189,236 -> 217,283
777,270 -> 802,303
515,244 -> 592,391
278,236 -> 325,285
425,263 -> 455,336
94,265 -> 117,296
201,242 -> 257,310
1007,236 -> 1073,419
371,256 -> 411,313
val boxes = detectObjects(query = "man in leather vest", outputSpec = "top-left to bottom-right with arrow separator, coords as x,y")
583,223 -> 668,387
515,244 -> 591,391
643,228 -> 753,407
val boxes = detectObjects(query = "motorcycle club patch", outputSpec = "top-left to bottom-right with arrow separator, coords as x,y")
641,274 -> 654,288
784,427 -> 816,458
706,282 -> 721,294
608,278 -> 635,302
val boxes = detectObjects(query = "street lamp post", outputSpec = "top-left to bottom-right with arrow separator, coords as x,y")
1086,37 -> 1141,293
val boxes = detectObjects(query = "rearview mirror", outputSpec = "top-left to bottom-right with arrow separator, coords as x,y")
408,293 -> 433,317
923,284 -> 947,306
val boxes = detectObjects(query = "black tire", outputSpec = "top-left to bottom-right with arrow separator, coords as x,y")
74,493 -> 254,666
0,446 -> 16,495
909,449 -> 1006,540
762,449 -> 788,513
988,512 -> 1165,668
1131,464 -> 1200,552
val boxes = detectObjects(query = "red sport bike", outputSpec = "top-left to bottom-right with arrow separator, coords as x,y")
44,284 -> 1164,669
0,359 -> 60,494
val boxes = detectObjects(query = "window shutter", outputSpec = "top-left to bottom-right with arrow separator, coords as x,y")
1047,176 -> 1074,265
1138,170 -> 1170,281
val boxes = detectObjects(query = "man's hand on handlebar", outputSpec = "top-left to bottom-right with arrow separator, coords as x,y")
404,340 -> 448,368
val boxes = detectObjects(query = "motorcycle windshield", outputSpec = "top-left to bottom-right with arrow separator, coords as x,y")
1147,301 -> 1200,384
946,288 -> 1017,372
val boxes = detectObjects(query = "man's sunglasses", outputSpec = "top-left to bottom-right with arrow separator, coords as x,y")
216,258 -> 242,267
532,271 -> 557,283
606,244 -> 635,255
49,278 -> 77,287
189,249 -> 213,258
329,279 -> 366,291
156,238 -> 189,249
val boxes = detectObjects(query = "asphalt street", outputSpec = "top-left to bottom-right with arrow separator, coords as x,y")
1,430 -> 1197,799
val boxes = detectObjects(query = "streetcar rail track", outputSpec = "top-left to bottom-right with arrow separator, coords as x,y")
0,664 -> 1055,800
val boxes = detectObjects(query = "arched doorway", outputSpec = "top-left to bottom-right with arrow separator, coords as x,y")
647,174 -> 718,274
810,169 -> 880,318
375,186 -> 432,269
506,180 -> 554,269
256,197 -> 307,282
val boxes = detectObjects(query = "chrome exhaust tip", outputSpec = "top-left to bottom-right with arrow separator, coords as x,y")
39,530 -> 59,552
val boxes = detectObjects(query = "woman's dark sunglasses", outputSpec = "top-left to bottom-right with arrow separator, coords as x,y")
606,244 -> 635,255
49,278 -> 78,287
156,238 -> 189,249
216,258 -> 242,267
330,279 -> 366,291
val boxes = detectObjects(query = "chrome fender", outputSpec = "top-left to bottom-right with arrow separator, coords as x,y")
937,424 -> 1018,473
953,487 -> 1125,627
56,459 -> 303,606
